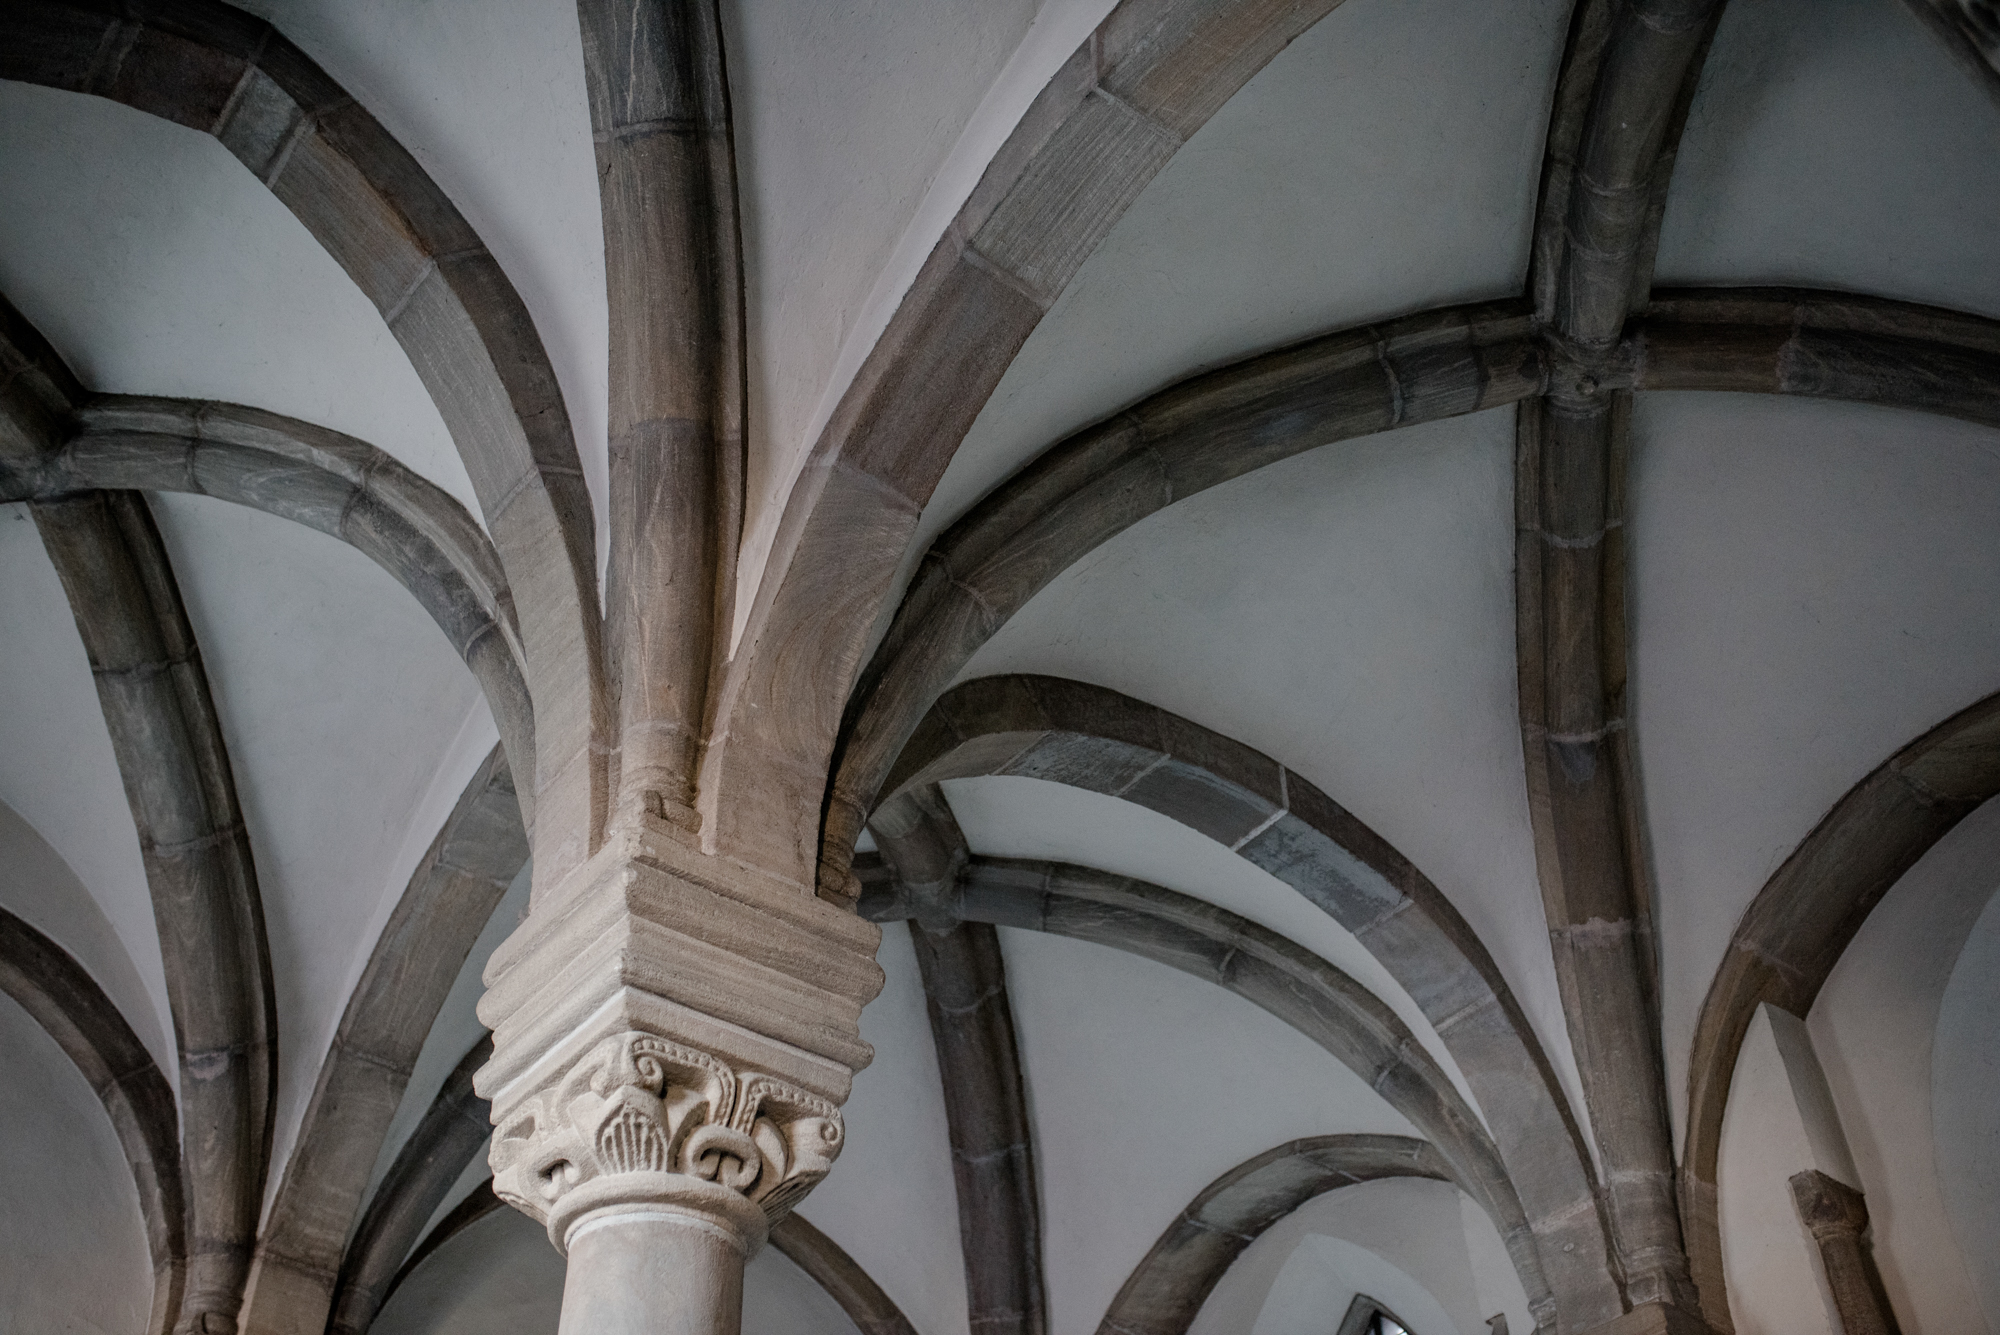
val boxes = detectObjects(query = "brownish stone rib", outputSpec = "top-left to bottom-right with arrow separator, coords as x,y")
870,790 -> 1044,1335
828,301 -> 1542,887
2,290 -> 534,829
7,396 -> 537,822
33,489 -> 275,1335
860,673 -> 1605,1330
328,1038 -> 496,1335
1517,0 -> 1728,1323
579,0 -> 744,827
829,275 -> 2000,1333
1681,691 -> 2000,1333
1635,288 -> 2000,429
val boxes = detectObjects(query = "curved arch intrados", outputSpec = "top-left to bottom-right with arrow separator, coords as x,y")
880,672 -> 1606,1328
861,847 -> 1548,1322
1681,686 -> 2000,1305
830,289 -> 2000,885
0,0 -> 607,877
1095,1134 -> 1455,1335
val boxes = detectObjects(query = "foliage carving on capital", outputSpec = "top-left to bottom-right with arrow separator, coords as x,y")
490,1031 -> 844,1233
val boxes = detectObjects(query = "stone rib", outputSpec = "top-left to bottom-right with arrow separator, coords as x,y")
871,673 -> 1598,1330
827,302 -> 1542,879
1092,1135 -> 1452,1335
829,286 -> 2000,899
880,855 -> 1543,1324
0,904 -> 186,1335
238,751 -> 525,1335
1680,689 -> 2000,1332
8,397 -> 535,819
33,489 -> 276,1335
1515,0 -> 1728,1321
861,829 -> 1558,1327
376,1183 -> 503,1318
1633,287 -> 2000,428
0,0 -> 608,888
328,1038 -> 495,1335
701,0 -> 1370,894
769,1213 -> 925,1335
870,789 -> 1045,1335
820,272 -> 2000,1333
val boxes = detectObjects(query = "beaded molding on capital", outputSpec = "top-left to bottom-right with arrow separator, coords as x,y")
492,1030 -> 843,1253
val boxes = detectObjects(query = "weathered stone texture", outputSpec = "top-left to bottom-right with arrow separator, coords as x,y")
35,489 -> 275,1335
872,791 -> 1045,1335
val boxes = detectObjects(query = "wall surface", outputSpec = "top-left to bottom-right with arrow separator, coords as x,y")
795,925 -> 968,1335
725,0 -> 1118,633
0,799 -> 168,1081
1806,796 -> 2000,1332
146,495 -> 494,1224
0,82 -> 476,519
1002,927 -> 1420,1334
1934,884 -> 2000,1330
1629,393 -> 2000,1146
1714,1008 -> 1840,1335
238,0 -> 608,566
1657,0 -> 2000,319
371,1206 -> 565,1335
942,775 -> 1478,1123
922,0 -> 1567,549
958,409 -> 1587,1151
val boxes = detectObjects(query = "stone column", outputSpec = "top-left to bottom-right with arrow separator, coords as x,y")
476,813 -> 883,1335
1789,1170 -> 1901,1335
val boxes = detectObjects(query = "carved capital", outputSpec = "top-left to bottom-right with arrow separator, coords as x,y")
1788,1168 -> 1869,1242
477,813 -> 884,1252
492,1030 -> 842,1252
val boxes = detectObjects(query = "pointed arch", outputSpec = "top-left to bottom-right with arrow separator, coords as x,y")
0,0 -> 608,882
876,674 -> 1609,1330
0,904 -> 185,1335
1096,1135 -> 1452,1335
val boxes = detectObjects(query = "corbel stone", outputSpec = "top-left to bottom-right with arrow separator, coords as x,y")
475,812 -> 882,1330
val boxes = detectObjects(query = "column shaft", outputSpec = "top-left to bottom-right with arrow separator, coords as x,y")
1789,1170 -> 1900,1335
561,1210 -> 746,1335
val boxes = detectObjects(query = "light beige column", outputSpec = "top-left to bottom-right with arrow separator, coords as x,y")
477,812 -> 883,1335
556,1184 -> 755,1335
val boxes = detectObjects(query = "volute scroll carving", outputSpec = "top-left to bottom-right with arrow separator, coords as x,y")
491,1031 -> 844,1251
